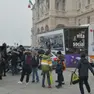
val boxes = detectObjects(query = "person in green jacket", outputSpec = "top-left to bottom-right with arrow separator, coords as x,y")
41,51 -> 52,88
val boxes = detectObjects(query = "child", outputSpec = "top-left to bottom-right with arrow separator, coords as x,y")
55,58 -> 63,88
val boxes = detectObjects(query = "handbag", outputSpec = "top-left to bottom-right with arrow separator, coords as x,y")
70,71 -> 79,85
49,72 -> 53,84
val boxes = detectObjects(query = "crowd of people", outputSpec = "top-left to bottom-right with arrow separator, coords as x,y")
0,43 -> 24,77
17,50 -> 66,88
0,43 -> 65,88
0,43 -> 94,94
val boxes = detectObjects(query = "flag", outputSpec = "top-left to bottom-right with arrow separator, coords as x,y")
29,0 -> 33,5
28,0 -> 33,8
28,4 -> 31,8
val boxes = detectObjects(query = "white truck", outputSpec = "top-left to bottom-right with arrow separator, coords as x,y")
37,24 -> 94,67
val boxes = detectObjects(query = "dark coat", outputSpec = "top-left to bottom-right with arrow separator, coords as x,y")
56,63 -> 63,74
31,56 -> 39,68
22,54 -> 32,67
22,54 -> 32,74
77,58 -> 94,77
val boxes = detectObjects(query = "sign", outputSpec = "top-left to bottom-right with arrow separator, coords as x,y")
64,27 -> 88,54
73,31 -> 85,48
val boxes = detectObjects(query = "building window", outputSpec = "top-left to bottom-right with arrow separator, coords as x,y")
37,28 -> 40,34
78,19 -> 81,25
77,1 -> 81,10
55,0 -> 59,10
41,27 -> 44,32
62,0 -> 65,11
41,5 -> 43,15
45,25 -> 49,32
87,16 -> 90,24
79,2 -> 81,9
88,0 -> 90,4
46,0 -> 49,9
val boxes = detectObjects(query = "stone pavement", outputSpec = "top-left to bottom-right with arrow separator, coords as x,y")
0,69 -> 94,94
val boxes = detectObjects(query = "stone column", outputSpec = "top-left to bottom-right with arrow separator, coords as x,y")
49,0 -> 55,10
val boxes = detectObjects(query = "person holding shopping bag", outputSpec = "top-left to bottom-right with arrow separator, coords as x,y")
75,53 -> 94,94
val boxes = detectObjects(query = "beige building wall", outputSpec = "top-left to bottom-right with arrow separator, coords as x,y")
32,0 -> 94,47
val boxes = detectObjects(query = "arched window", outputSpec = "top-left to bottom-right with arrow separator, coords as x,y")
41,27 -> 44,32
45,25 -> 49,32
37,28 -> 40,34
62,0 -> 65,11
56,24 -> 65,29
46,0 -> 49,9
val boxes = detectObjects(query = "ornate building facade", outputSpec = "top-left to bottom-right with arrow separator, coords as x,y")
31,0 -> 94,47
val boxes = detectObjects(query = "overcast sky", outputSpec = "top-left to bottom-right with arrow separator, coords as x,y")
0,0 -> 35,46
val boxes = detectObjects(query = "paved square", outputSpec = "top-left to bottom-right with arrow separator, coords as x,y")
0,69 -> 94,94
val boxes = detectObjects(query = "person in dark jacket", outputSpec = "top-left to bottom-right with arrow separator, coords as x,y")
18,51 -> 32,85
31,51 -> 39,83
1,43 -> 7,76
77,53 -> 94,94
55,57 -> 63,88
11,50 -> 19,75
56,51 -> 65,85
0,49 -> 3,80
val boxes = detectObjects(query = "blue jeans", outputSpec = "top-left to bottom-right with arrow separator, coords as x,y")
32,68 -> 39,81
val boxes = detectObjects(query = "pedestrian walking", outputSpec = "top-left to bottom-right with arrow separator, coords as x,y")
18,51 -> 32,85
31,51 -> 39,83
75,53 -> 94,94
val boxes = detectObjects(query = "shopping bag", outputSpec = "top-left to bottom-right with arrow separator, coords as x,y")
50,72 -> 53,84
46,72 -> 53,85
70,72 -> 79,85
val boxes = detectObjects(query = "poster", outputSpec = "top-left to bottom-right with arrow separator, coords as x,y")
64,27 -> 88,54
65,54 -> 80,67
64,27 -> 88,67
38,31 -> 65,51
